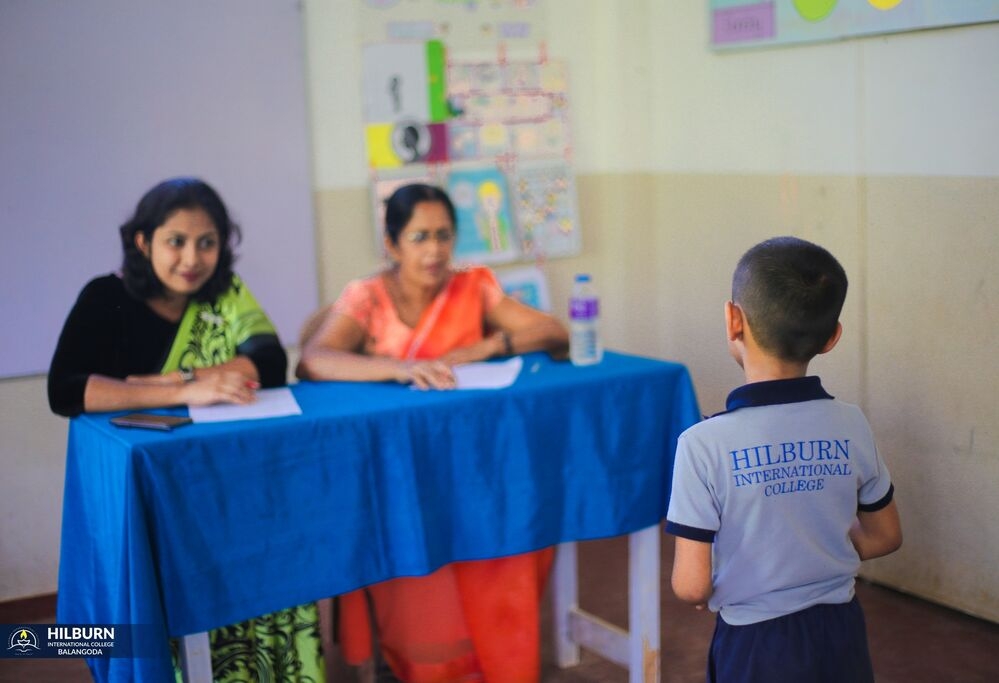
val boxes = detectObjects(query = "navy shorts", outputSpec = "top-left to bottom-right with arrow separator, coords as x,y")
708,597 -> 875,683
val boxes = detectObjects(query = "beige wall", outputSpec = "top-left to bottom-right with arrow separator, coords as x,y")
862,176 -> 999,616
4,1 -> 997,624
0,377 -> 67,600
301,0 -> 999,621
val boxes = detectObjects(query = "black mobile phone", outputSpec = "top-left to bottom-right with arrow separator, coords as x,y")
109,413 -> 193,431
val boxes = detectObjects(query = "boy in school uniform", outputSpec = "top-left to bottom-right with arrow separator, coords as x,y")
666,236 -> 902,682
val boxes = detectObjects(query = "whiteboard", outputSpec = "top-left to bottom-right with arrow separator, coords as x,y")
0,0 -> 317,378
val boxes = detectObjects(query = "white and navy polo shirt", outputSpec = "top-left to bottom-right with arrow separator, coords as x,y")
665,376 -> 894,626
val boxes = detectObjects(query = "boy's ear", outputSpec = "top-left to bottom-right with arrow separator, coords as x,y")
725,301 -> 744,342
818,322 -> 843,355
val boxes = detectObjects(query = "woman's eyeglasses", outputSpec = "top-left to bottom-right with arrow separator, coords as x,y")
405,229 -> 455,245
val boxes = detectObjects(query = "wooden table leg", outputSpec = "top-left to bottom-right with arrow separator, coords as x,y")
552,525 -> 661,683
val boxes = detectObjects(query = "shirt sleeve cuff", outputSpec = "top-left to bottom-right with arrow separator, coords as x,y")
665,521 -> 716,543
858,483 -> 894,513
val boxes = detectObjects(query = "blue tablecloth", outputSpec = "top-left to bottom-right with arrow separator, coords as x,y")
57,351 -> 700,683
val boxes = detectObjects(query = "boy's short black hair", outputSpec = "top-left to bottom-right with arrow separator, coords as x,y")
732,236 -> 848,363
119,177 -> 241,303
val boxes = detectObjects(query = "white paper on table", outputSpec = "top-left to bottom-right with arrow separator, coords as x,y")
188,387 -> 303,424
452,356 -> 523,390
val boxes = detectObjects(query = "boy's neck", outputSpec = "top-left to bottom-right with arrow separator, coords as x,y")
740,351 -> 810,384
725,300 -> 831,385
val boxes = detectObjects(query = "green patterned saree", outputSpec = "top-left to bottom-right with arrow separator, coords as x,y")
161,275 -> 279,375
165,276 -> 324,683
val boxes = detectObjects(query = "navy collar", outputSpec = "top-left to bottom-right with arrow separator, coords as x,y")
717,376 -> 833,416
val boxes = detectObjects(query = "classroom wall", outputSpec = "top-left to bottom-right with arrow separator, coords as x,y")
0,380 -> 66,601
303,0 -> 999,622
3,1 -> 997,623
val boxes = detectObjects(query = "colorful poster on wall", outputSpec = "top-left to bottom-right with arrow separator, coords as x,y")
447,167 -> 518,264
441,58 -> 580,262
496,265 -> 551,311
362,41 -> 448,169
710,0 -> 999,50
366,121 -> 449,168
511,162 -> 580,259
445,59 -> 571,164
360,2 -> 581,265
360,0 -> 545,51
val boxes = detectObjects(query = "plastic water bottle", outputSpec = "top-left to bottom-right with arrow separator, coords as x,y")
569,274 -> 603,366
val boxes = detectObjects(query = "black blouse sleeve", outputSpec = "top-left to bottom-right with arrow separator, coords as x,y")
47,277 -> 126,417
236,335 -> 288,389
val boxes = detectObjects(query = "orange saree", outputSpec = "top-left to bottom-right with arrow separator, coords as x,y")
332,266 -> 554,683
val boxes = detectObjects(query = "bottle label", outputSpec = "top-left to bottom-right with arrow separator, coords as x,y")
570,298 -> 599,320
570,327 -> 602,366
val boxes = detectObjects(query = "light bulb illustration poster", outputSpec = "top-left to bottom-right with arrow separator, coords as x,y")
447,167 -> 518,265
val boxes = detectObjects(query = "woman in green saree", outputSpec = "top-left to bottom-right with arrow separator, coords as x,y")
48,177 -> 324,683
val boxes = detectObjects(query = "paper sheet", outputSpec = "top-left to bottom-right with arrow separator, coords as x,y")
453,356 -> 523,390
188,387 -> 303,424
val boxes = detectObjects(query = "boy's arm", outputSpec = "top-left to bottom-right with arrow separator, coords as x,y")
671,537 -> 713,606
850,499 -> 902,560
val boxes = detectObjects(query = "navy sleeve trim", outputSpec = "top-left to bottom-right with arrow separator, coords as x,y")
858,483 -> 894,513
665,521 -> 716,543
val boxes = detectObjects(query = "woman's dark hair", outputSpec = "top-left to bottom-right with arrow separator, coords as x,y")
119,177 -> 240,302
383,183 -> 456,244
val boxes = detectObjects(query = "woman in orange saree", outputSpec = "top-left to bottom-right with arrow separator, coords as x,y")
297,184 -> 568,682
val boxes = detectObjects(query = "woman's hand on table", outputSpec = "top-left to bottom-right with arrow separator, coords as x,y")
399,360 -> 457,390
181,371 -> 260,405
439,332 -> 506,366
